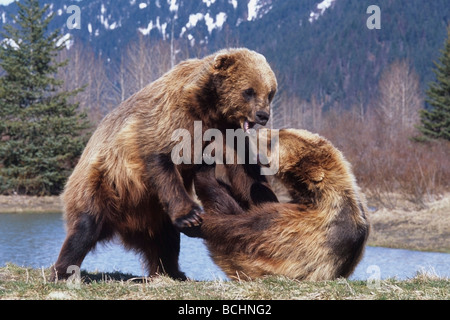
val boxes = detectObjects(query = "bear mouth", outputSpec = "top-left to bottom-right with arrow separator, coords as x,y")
242,119 -> 256,133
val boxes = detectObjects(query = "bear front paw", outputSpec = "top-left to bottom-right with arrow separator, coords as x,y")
174,205 -> 204,230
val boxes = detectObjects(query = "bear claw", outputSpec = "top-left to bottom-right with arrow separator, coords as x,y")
174,206 -> 204,230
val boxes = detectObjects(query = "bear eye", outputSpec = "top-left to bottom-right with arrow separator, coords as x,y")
268,90 -> 275,102
243,88 -> 256,100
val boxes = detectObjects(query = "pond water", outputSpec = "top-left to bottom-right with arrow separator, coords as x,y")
0,212 -> 449,281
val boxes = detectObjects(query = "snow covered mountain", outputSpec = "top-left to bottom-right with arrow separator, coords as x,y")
0,0 -> 341,62
1,0 -> 449,110
0,0 -> 287,54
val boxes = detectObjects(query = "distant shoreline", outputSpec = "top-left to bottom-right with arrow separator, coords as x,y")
0,195 -> 62,214
1,194 -> 449,253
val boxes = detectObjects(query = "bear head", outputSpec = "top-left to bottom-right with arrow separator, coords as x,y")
210,48 -> 277,132
257,129 -> 332,190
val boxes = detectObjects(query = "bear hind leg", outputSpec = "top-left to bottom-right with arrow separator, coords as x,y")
148,231 -> 187,281
121,224 -> 187,281
51,212 -> 112,281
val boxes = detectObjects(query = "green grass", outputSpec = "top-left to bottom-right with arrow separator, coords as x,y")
0,264 -> 448,300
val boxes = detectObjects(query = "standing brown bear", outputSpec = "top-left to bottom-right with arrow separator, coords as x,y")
51,48 -> 277,280
194,129 -> 369,281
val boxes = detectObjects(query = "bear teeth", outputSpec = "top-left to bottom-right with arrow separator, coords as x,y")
244,120 -> 250,133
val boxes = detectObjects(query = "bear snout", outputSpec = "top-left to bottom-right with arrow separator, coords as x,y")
255,110 -> 270,126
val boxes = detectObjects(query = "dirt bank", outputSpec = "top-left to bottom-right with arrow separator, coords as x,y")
0,195 -> 62,213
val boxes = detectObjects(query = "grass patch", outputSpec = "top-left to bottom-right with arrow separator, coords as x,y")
0,264 -> 448,300
366,194 -> 450,253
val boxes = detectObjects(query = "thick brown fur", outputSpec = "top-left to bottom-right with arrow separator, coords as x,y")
51,48 -> 277,280
194,129 -> 370,281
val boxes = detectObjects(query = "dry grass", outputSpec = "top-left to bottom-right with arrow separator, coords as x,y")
0,264 -> 448,300
366,194 -> 450,252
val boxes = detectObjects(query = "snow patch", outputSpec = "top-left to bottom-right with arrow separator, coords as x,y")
204,14 -> 214,33
180,12 -> 203,37
204,12 -> 227,34
188,34 -> 195,47
318,0 -> 335,11
309,0 -> 336,23
161,22 -> 168,39
202,0 -> 216,7
139,20 -> 154,36
228,0 -> 237,10
215,12 -> 227,29
138,17 -> 168,39
56,33 -> 73,50
139,3 -> 147,9
168,0 -> 178,13
247,0 -> 272,21
181,12 -> 228,36
187,13 -> 204,28
88,23 -> 92,34
1,38 -> 19,50
100,14 -> 109,29
98,9 -> 118,30
247,0 -> 259,21
0,0 -> 14,6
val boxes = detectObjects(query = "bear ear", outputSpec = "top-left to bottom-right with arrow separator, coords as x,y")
309,169 -> 325,183
213,53 -> 236,72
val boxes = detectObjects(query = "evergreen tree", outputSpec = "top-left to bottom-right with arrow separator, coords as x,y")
0,0 -> 90,195
417,27 -> 450,141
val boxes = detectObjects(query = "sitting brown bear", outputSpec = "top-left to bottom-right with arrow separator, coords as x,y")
193,129 -> 370,281
51,48 -> 277,280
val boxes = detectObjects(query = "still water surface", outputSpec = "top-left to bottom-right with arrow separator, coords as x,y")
0,212 -> 449,280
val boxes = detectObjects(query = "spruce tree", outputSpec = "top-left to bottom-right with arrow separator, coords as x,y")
0,0 -> 90,195
417,26 -> 450,141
